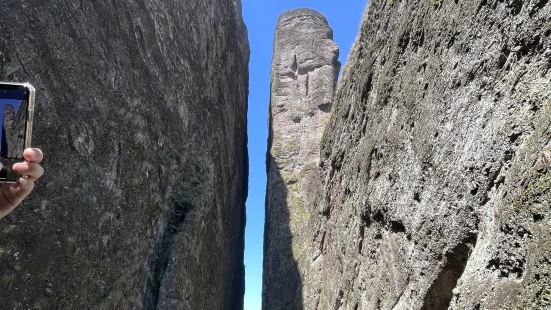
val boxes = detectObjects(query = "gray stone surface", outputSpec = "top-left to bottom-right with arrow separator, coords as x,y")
0,0 -> 248,309
3,101 -> 26,159
263,9 -> 340,310
312,0 -> 551,309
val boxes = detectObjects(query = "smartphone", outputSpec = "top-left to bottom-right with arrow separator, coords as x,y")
0,82 -> 35,182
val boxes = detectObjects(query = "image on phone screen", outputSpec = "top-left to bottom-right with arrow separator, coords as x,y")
0,85 -> 28,181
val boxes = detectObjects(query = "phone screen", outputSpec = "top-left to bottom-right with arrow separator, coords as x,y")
0,85 -> 28,181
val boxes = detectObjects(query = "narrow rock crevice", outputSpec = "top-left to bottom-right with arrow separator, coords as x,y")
143,190 -> 194,310
421,234 -> 478,310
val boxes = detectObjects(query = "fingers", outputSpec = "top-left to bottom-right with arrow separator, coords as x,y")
0,149 -> 43,219
14,148 -> 44,181
9,177 -> 34,207
23,148 -> 43,163
16,177 -> 35,195
12,162 -> 44,181
0,177 -> 34,218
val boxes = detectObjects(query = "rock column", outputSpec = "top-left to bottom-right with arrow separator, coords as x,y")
263,8 -> 339,310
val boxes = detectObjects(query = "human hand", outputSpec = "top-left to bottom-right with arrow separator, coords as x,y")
0,148 -> 44,219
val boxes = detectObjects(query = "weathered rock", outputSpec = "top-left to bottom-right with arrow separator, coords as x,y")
312,0 -> 551,309
0,1 -> 248,309
263,9 -> 339,310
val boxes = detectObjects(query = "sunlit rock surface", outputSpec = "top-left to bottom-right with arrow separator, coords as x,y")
314,1 -> 551,309
264,1 -> 551,309
0,1 -> 248,309
263,8 -> 340,310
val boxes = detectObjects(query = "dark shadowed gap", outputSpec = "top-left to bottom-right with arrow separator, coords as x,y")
421,234 -> 478,310
143,172 -> 199,309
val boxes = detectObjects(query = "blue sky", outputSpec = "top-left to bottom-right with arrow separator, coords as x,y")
242,1 -> 367,309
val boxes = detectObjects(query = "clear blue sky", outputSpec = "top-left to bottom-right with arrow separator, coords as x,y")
242,1 -> 367,309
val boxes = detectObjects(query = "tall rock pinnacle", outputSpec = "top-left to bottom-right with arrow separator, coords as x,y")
263,8 -> 340,310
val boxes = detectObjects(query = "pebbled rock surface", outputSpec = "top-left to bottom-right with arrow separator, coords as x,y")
311,0 -> 551,309
263,9 -> 339,310
0,0 -> 248,309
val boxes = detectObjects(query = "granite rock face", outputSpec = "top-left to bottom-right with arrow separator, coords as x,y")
313,0 -> 551,309
265,1 -> 551,309
0,1 -> 248,309
263,9 -> 339,310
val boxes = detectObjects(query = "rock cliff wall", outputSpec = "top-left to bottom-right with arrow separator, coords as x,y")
263,9 -> 339,310
0,1 -> 248,309
265,1 -> 551,309
316,0 -> 551,309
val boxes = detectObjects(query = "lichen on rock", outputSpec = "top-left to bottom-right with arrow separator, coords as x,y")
263,1 -> 551,309
263,8 -> 340,310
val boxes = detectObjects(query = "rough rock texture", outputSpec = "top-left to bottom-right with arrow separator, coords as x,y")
3,100 -> 27,158
311,0 -> 551,309
0,1 -> 248,309
263,9 -> 339,310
